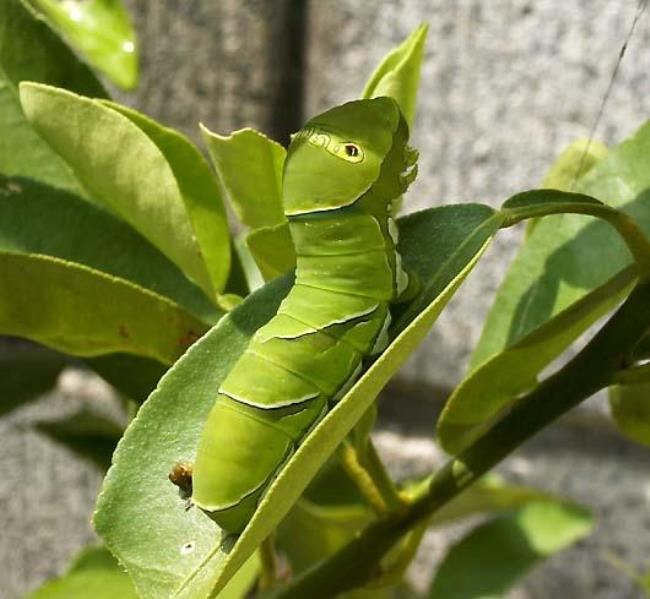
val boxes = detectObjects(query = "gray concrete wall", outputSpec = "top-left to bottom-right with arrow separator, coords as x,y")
305,0 -> 650,389
2,2 -> 650,598
115,0 -> 302,145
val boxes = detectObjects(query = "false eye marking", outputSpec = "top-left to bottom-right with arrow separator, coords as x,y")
294,126 -> 364,163
329,140 -> 364,163
341,143 -> 363,163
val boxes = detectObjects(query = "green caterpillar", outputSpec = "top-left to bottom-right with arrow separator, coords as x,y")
179,97 -> 418,534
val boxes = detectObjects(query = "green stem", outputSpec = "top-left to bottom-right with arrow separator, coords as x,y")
364,520 -> 429,589
259,534 -> 280,591
364,440 -> 407,512
267,279 -> 650,599
337,439 -> 404,516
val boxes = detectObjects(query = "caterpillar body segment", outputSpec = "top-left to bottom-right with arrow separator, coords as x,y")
190,97 -> 418,533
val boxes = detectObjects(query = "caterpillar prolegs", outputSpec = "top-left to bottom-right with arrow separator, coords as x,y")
180,97 -> 418,533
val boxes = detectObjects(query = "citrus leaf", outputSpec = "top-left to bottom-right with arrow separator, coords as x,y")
526,138 -> 608,237
277,458 -> 374,575
202,126 -> 286,230
438,266 -> 637,454
68,545 -> 125,572
610,383 -> 650,448
362,23 -> 428,127
441,119 -> 650,454
29,545 -> 259,599
0,174 -> 215,397
472,118 -> 650,369
30,0 -> 138,89
0,0 -> 106,193
94,275 -> 291,598
26,569 -> 138,599
93,204 -> 500,598
0,251 -> 208,363
542,138 -> 609,191
427,474 -> 556,527
428,501 -> 594,599
245,223 -> 296,281
0,175 -> 221,323
202,126 -> 293,280
19,83 -> 219,298
26,545 -> 138,599
102,102 -> 231,296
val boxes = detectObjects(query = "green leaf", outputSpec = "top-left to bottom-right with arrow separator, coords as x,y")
278,498 -> 373,577
276,459 -> 402,599
19,83 -> 223,299
426,474 -> 556,526
428,501 -> 594,599
392,205 -> 501,332
0,175 -> 221,323
440,120 -> 650,454
0,0 -> 106,194
362,23 -> 428,127
526,139 -> 608,237
438,267 -> 637,454
202,126 -> 294,281
34,406 -> 124,470
0,341 -> 65,416
245,223 -> 296,281
102,102 -> 231,296
216,552 -> 261,599
473,118 -> 650,368
610,383 -> 650,447
34,544 -> 259,599
0,251 -> 208,363
26,545 -> 139,599
30,0 -> 138,89
93,204 -> 500,599
542,138 -> 609,191
94,275 -> 291,598
277,458 -> 374,575
26,569 -> 138,598
202,126 -> 286,230
68,545 -> 124,572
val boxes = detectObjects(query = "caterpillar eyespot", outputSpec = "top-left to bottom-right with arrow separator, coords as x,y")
188,97 -> 418,533
345,144 -> 360,157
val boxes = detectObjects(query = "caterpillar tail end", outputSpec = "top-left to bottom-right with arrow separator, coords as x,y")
195,488 -> 263,535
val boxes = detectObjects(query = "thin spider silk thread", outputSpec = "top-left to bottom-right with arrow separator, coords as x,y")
571,0 -> 648,190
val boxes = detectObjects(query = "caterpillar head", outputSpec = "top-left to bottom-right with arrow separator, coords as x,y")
283,97 -> 418,217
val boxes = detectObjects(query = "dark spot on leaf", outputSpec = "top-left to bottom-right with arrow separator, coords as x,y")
118,326 -> 130,338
